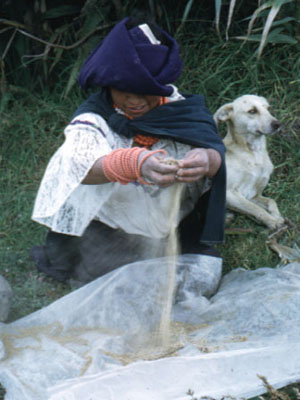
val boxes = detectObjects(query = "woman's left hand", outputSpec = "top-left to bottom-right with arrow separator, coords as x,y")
175,148 -> 221,183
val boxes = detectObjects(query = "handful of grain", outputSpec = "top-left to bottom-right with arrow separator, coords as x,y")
160,158 -> 180,166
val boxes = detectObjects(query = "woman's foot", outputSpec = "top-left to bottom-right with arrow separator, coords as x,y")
30,246 -> 69,283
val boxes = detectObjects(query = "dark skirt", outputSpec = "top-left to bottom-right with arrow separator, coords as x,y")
31,204 -> 220,284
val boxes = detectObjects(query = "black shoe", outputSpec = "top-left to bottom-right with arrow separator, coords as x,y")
30,246 -> 69,283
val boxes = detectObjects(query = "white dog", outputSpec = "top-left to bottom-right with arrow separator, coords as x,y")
214,95 -> 285,230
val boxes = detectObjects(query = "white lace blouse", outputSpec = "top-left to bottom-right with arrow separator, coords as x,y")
32,87 -> 210,238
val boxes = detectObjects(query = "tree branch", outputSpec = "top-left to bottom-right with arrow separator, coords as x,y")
0,18 -> 29,30
0,19 -> 113,51
2,29 -> 17,60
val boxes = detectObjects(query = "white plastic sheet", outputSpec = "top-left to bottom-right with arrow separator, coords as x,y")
1,255 -> 300,400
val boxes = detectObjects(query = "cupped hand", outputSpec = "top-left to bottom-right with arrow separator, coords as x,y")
176,148 -> 222,182
139,152 -> 179,187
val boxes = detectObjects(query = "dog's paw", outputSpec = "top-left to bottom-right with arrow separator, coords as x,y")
225,211 -> 235,225
267,216 -> 286,231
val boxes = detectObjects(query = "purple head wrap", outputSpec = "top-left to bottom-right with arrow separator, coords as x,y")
78,17 -> 182,96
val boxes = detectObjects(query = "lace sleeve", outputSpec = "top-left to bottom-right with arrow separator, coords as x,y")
32,113 -> 113,234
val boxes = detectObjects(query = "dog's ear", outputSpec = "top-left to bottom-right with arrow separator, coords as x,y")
213,103 -> 233,125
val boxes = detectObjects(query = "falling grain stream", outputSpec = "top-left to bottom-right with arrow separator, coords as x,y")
157,174 -> 185,348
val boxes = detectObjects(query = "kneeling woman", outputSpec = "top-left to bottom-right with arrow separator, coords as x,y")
31,17 -> 226,284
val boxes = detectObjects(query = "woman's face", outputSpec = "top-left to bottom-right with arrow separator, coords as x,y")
110,87 -> 161,118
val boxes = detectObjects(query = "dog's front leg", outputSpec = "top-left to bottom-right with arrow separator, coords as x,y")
252,195 -> 284,221
227,191 -> 285,230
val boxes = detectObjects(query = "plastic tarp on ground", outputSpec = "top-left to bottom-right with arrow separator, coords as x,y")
1,255 -> 300,400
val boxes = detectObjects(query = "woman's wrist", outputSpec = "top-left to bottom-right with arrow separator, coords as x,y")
82,157 -> 109,185
206,149 -> 222,177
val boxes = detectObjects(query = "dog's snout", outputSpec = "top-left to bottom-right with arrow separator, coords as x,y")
271,120 -> 281,132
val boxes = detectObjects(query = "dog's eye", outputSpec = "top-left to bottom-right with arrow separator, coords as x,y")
248,108 -> 257,114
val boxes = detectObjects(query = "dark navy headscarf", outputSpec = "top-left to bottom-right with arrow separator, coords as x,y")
78,17 -> 182,96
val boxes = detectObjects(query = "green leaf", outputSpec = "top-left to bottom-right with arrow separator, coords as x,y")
49,47 -> 64,75
225,0 -> 237,40
176,0 -> 195,33
42,5 -> 81,20
181,0 -> 195,24
257,3 -> 281,58
215,0 -> 222,36
265,28 -> 297,44
62,56 -> 82,99
268,33 -> 297,44
271,16 -> 296,27
235,29 -> 297,44
246,2 -> 272,39
271,0 -> 294,6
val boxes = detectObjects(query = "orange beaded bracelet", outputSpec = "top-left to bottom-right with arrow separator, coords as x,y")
102,147 -> 167,185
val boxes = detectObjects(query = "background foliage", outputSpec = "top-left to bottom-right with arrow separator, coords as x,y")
0,0 -> 299,94
0,1 -> 300,397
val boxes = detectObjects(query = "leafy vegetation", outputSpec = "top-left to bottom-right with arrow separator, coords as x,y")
0,1 -> 300,399
0,0 -> 299,93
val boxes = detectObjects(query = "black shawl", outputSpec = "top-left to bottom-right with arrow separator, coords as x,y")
72,89 -> 226,244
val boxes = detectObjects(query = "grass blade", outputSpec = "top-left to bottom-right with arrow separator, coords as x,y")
257,4 -> 281,58
215,0 -> 222,38
62,56 -> 82,98
225,0 -> 237,40
182,0 -> 194,24
246,2 -> 271,39
177,0 -> 195,33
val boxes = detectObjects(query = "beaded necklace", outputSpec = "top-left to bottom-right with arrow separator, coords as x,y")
114,97 -> 168,149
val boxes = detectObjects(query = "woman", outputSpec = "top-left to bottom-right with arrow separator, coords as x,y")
31,17 -> 226,284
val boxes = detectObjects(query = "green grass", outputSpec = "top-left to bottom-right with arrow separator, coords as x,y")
1,34 -> 300,318
1,34 -> 300,399
0,86 -> 86,321
178,34 -> 300,274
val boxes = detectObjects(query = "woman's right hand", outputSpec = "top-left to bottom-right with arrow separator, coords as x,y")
139,151 -> 179,187
82,150 -> 180,187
